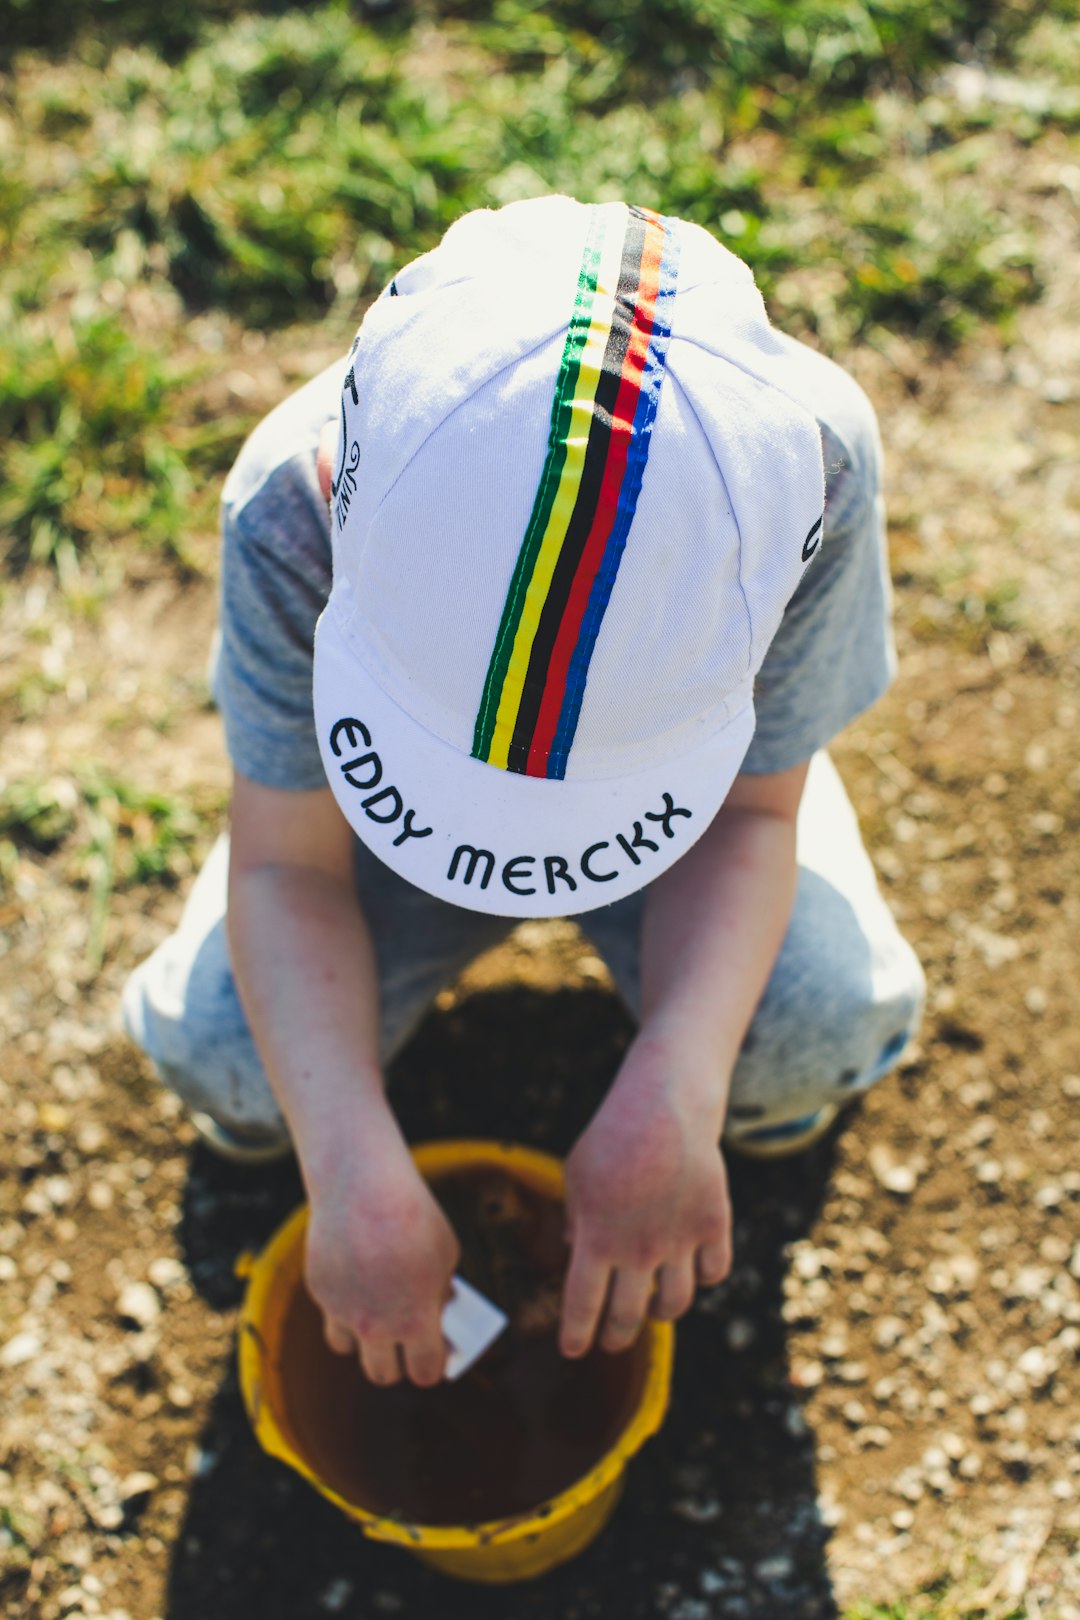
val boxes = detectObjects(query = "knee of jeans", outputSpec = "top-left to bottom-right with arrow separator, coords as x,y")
122,962 -> 278,1132
810,930 -> 924,1063
832,967 -> 925,1097
161,1054 -> 285,1138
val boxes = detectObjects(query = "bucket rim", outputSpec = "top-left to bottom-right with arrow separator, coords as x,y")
237,1136 -> 675,1551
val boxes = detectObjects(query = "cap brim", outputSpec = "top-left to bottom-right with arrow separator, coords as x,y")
313,607 -> 756,918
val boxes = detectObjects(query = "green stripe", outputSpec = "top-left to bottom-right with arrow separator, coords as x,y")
472,209 -> 608,760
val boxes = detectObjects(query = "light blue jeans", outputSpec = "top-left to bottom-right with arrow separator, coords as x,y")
120,752 -> 924,1149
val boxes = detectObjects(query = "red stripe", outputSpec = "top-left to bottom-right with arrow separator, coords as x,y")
525,218 -> 665,776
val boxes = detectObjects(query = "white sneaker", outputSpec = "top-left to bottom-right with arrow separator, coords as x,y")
188,1111 -> 294,1166
725,1102 -> 841,1160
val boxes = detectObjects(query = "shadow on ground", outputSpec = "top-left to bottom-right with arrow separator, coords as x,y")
169,982 -> 842,1619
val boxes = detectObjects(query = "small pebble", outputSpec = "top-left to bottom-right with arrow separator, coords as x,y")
783,1405 -> 808,1440
119,1472 -> 158,1504
1017,1345 -> 1054,1388
670,1600 -> 710,1620
116,1283 -> 161,1330
790,1359 -> 824,1390
869,1146 -> 919,1196
672,1496 -> 723,1524
1039,1235 -> 1071,1264
0,1331 -> 42,1369
725,1317 -> 756,1352
874,1316 -> 905,1350
147,1257 -> 186,1290
892,1469 -> 924,1503
855,1425 -> 892,1449
320,1579 -> 354,1613
76,1121 -> 107,1155
754,1554 -> 794,1583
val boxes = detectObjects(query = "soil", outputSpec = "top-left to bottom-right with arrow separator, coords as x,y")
273,1166 -> 648,1526
2,141 -> 1080,1620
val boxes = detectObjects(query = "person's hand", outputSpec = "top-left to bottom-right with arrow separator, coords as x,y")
559,1031 -> 732,1358
304,1118 -> 460,1387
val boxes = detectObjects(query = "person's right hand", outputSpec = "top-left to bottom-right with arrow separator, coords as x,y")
304,1121 -> 460,1387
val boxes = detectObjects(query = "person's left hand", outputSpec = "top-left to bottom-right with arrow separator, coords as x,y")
558,1030 -> 733,1358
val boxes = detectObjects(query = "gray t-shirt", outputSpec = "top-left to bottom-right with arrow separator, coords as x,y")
213,334 -> 894,798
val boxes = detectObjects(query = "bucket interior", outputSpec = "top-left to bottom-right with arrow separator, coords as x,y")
265,1159 -> 652,1528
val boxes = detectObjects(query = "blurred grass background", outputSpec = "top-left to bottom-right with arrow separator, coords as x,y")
2,0 -> 1078,577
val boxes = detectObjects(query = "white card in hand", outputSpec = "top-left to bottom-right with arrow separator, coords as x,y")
441,1276 -> 508,1380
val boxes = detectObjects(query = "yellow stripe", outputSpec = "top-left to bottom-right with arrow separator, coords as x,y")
486,204 -> 628,770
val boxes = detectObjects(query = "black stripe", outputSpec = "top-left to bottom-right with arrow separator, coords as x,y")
506,212 -> 649,773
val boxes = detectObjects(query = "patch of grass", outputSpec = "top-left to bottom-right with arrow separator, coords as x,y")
0,769 -> 223,965
0,1502 -> 40,1572
0,775 -> 80,852
838,178 -> 1039,346
2,0 -> 1077,578
454,0 -> 1078,100
0,316 -> 193,571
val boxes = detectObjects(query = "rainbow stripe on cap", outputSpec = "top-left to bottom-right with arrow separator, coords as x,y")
472,202 -> 679,779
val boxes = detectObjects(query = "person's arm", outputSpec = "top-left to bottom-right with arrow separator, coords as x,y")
226,772 -> 458,1385
559,761 -> 808,1357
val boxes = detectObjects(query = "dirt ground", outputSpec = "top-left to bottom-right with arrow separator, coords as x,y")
3,147 -> 1080,1620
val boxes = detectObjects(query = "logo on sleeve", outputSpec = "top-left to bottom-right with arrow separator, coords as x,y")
801,515 -> 823,562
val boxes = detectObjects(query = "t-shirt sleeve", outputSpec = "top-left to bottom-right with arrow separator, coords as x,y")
212,463 -> 336,791
210,359 -> 345,789
740,415 -> 896,775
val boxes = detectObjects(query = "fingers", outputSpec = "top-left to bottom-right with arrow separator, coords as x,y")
695,1235 -> 732,1287
323,1315 -> 446,1388
323,1318 -> 356,1357
651,1256 -> 696,1322
600,1266 -> 655,1352
560,1246 -> 611,1359
359,1335 -> 404,1387
401,1319 -> 448,1388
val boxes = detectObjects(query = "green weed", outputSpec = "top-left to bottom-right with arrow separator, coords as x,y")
0,316 -> 193,570
0,775 -> 79,851
0,768 -> 221,964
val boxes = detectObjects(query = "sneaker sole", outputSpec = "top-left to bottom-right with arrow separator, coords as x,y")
724,1103 -> 841,1161
189,1111 -> 294,1166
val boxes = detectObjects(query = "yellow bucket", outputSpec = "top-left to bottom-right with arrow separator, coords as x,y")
237,1138 -> 674,1583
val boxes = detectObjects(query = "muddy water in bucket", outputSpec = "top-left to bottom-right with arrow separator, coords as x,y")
276,1165 -> 649,1525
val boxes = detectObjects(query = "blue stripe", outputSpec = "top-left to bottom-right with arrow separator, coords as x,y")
547,223 -> 681,779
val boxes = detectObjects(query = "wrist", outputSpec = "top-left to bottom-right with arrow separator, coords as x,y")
291,1069 -> 401,1195
619,1021 -> 732,1138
